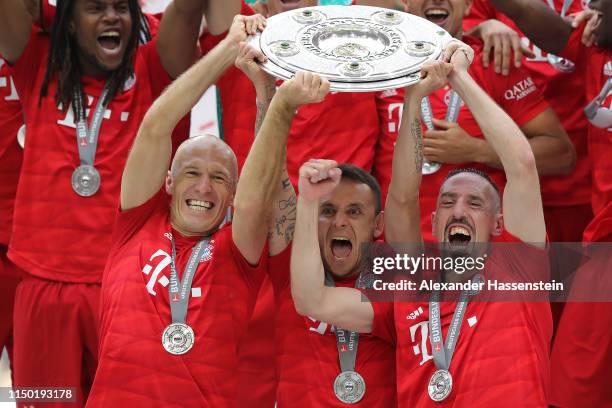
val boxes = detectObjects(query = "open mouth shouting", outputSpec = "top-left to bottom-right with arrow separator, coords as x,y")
446,224 -> 472,249
186,199 -> 214,212
331,237 -> 353,260
98,29 -> 122,51
424,7 -> 450,27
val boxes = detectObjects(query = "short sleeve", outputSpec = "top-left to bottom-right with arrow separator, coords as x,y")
370,300 -> 396,345
268,243 -> 291,293
227,227 -> 268,292
136,37 -> 172,98
9,27 -> 48,108
112,188 -> 169,249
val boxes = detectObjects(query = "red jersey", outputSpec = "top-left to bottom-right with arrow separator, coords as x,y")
371,232 -> 552,407
0,58 -> 23,245
464,0 -> 591,207
559,24 -> 612,242
268,244 -> 396,407
406,36 -> 549,242
7,28 -> 182,283
88,190 -> 266,407
200,3 -> 394,191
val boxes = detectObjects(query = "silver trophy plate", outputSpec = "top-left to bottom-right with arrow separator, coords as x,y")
247,5 -> 453,92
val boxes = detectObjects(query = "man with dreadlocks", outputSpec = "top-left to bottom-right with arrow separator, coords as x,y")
0,0 -> 235,404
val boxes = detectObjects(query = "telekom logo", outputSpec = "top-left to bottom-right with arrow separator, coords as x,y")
409,321 -> 433,366
141,249 -> 202,298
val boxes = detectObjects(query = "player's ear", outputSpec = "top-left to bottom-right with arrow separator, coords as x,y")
165,171 -> 173,194
373,211 -> 384,239
491,213 -> 503,237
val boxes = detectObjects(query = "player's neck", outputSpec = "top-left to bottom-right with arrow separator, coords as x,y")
78,53 -> 114,79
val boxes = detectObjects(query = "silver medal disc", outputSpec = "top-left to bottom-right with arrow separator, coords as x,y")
162,323 -> 195,355
247,5 -> 453,92
71,165 -> 101,197
422,160 -> 442,174
428,369 -> 453,402
17,124 -> 25,149
333,371 -> 366,404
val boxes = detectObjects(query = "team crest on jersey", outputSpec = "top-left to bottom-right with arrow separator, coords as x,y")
200,240 -> 215,263
444,89 -> 465,108
123,74 -> 137,92
604,61 -> 612,77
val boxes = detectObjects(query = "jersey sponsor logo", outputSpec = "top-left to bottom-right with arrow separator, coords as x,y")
408,315 -> 477,366
409,320 -> 433,366
604,61 -> 612,77
57,95 -> 112,129
504,77 -> 536,101
306,316 -> 335,335
387,102 -> 403,133
141,247 -> 202,297
0,58 -> 20,102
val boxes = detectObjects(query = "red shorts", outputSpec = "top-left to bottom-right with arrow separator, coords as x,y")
236,276 -> 277,407
12,275 -> 100,407
0,246 -> 22,364
550,247 -> 612,407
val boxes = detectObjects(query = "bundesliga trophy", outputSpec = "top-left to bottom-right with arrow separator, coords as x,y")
247,5 -> 454,173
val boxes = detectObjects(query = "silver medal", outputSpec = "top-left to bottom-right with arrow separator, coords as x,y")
428,369 -> 453,402
422,160 -> 441,175
71,164 -> 101,197
333,371 -> 366,404
17,124 -> 25,149
162,322 -> 195,355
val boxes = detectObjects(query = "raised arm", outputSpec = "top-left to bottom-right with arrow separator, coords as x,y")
203,0 -> 242,36
489,0 -> 572,55
291,160 -> 375,333
121,15 -> 263,210
385,61 -> 453,245
233,43 -> 294,257
448,51 -> 546,244
0,0 -> 32,64
233,69 -> 329,264
156,0 -> 251,79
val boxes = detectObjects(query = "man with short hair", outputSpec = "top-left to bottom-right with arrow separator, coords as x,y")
291,42 -> 552,406
0,0 -> 227,403
88,14 -> 332,406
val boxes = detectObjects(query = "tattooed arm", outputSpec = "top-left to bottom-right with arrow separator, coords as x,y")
255,80 -> 299,256
234,44 -> 330,258
384,61 -> 453,245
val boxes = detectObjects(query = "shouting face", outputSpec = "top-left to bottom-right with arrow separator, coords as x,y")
69,0 -> 133,76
